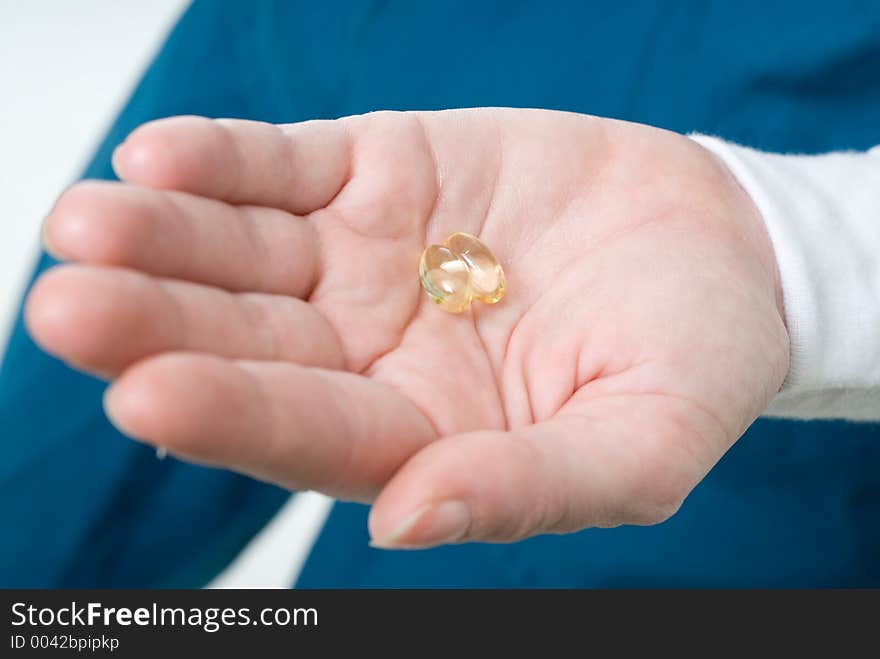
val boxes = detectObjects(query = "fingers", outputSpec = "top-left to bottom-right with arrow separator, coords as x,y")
112,116 -> 352,215
25,265 -> 343,377
44,180 -> 319,297
104,353 -> 437,502
369,394 -> 722,548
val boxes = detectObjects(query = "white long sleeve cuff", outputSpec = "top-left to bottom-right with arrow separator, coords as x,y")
690,135 -> 880,421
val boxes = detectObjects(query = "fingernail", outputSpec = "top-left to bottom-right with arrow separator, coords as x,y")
102,386 -> 140,441
41,191 -> 69,261
102,386 -> 124,430
64,358 -> 112,382
41,219 -> 62,260
370,500 -> 471,549
110,144 -> 125,179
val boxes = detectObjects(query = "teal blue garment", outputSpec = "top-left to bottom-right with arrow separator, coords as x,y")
2,0 -> 879,587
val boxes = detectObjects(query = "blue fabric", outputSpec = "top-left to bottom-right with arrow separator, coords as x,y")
2,0 -> 879,587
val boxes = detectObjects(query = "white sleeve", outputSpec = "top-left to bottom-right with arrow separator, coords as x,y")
690,135 -> 880,421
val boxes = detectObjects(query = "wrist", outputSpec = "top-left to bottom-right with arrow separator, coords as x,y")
689,134 -> 880,419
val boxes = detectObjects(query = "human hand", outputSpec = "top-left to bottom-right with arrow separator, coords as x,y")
27,109 -> 788,547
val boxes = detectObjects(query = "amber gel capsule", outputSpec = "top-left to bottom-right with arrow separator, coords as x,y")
419,244 -> 473,313
419,232 -> 505,313
444,232 -> 506,303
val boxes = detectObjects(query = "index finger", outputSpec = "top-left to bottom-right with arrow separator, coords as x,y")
112,116 -> 352,215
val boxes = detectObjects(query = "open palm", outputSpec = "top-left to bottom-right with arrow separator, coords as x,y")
27,108 -> 788,547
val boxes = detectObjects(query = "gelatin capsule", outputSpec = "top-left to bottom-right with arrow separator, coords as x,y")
419,244 -> 473,313
444,232 -> 505,304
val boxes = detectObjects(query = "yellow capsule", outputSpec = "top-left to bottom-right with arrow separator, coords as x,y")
445,232 -> 505,304
419,244 -> 473,313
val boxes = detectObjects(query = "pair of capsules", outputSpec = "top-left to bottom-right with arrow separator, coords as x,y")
418,232 -> 505,313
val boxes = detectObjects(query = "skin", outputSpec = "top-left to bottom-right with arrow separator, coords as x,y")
26,108 -> 789,548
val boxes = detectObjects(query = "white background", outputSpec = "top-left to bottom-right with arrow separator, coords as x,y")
0,0 -> 331,588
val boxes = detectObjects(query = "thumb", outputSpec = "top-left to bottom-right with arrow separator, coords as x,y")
368,399 -> 709,548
